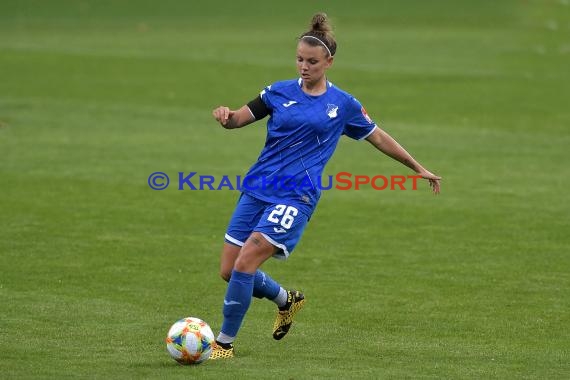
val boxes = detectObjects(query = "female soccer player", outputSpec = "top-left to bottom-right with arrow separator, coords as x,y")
210,13 -> 441,359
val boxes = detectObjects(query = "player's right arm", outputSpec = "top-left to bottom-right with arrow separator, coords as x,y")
213,89 -> 272,129
212,105 -> 255,129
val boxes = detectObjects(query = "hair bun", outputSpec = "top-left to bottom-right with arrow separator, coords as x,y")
311,12 -> 332,33
302,12 -> 337,56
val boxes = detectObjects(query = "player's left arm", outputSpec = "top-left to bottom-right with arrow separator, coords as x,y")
365,127 -> 441,194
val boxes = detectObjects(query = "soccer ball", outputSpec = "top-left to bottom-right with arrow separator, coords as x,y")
166,317 -> 215,364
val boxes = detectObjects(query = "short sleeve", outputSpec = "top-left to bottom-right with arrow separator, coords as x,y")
259,84 -> 275,112
247,95 -> 270,120
343,97 -> 377,140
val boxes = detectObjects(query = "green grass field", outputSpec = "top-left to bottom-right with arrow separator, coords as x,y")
1,0 -> 569,378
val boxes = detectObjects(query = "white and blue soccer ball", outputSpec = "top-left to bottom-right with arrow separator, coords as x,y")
166,317 -> 215,364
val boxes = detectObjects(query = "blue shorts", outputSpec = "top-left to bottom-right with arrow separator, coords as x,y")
224,193 -> 310,260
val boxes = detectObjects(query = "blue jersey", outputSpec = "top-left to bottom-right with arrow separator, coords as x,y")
242,78 -> 377,215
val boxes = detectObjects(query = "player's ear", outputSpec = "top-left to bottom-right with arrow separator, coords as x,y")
325,56 -> 334,68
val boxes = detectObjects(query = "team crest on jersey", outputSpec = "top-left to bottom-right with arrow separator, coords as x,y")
361,106 -> 373,124
326,104 -> 339,119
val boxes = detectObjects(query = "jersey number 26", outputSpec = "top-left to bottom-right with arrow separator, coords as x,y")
267,205 -> 298,229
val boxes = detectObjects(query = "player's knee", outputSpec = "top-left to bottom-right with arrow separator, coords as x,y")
234,255 -> 254,273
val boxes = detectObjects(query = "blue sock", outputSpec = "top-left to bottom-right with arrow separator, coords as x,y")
220,270 -> 254,339
252,270 -> 281,300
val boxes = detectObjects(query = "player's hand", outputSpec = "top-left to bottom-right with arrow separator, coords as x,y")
417,169 -> 441,195
212,106 -> 235,127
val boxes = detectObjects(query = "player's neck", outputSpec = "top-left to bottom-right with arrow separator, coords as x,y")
302,78 -> 327,96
